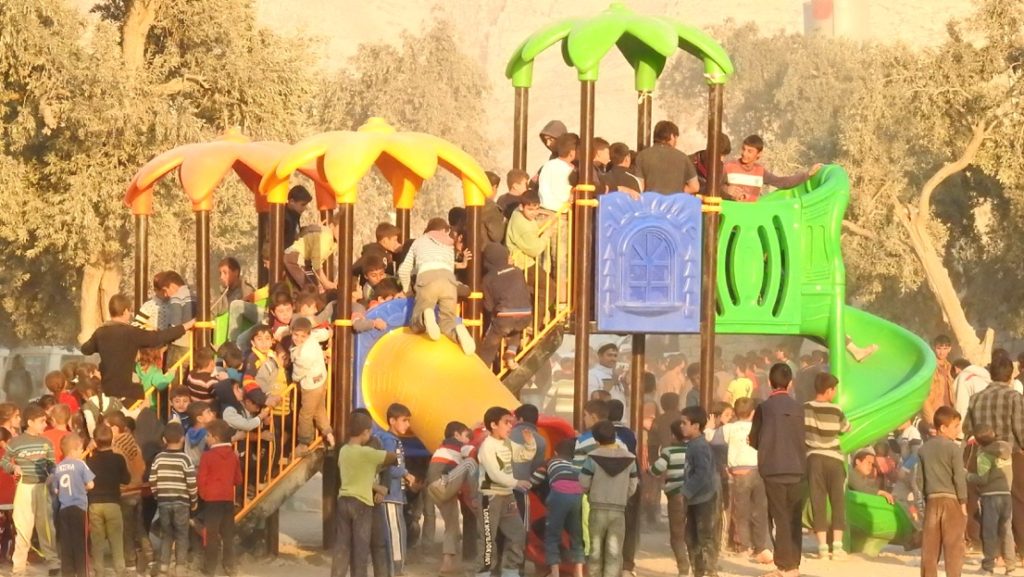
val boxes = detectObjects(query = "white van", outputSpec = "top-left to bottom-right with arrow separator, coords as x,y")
0,346 -> 92,402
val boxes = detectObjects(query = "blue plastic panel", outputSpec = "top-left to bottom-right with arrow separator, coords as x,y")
595,192 -> 702,333
352,297 -> 428,458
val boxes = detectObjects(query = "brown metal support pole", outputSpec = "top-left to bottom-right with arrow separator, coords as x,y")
396,208 -> 411,246
195,210 -> 211,351
266,510 -> 280,556
572,80 -> 596,432
466,204 -> 483,341
699,84 -> 725,410
269,204 -> 285,284
320,209 -> 337,280
513,87 -> 530,172
257,212 -> 269,287
324,201 -> 355,549
134,214 -> 149,309
629,90 -> 654,432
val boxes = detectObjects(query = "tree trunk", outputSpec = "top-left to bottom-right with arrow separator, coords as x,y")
122,0 -> 162,73
894,123 -> 994,365
77,260 -> 123,345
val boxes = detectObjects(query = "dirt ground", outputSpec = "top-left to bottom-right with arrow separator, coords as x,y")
248,475 -> 969,577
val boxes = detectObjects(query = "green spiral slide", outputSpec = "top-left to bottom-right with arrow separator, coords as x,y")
717,165 -> 934,552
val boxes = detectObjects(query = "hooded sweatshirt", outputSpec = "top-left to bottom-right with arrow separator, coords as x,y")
580,444 -> 638,512
539,120 -> 568,160
970,440 -> 1013,496
954,364 -> 990,423
482,244 -> 532,317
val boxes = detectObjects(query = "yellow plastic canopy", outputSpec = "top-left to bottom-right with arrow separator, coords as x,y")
124,129 -> 331,215
259,117 -> 491,208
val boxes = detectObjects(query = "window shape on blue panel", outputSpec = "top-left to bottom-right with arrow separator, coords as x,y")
623,228 -> 674,306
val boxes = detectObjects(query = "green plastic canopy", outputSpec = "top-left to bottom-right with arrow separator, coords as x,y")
505,2 -> 734,91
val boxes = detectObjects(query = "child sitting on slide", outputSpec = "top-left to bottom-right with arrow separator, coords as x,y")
397,218 -> 475,355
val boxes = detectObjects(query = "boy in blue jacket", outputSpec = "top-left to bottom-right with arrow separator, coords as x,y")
375,403 -> 416,576
679,406 -> 721,577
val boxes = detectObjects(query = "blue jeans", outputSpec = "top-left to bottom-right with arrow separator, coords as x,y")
158,502 -> 190,568
981,494 -> 1016,572
544,491 -> 584,565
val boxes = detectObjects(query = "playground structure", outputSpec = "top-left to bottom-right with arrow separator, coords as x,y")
122,2 -> 933,559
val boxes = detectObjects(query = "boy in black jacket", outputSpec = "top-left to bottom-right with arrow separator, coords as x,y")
477,243 -> 532,370
749,363 -> 806,577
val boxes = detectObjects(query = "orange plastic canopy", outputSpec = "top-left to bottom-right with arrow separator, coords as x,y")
124,129 -> 333,215
260,117 -> 491,209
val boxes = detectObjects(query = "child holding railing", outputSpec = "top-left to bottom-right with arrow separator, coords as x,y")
134,347 -> 174,411
290,317 -> 333,456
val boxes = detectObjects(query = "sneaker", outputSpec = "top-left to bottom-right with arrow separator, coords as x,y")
503,351 -> 519,370
831,547 -> 848,561
454,324 -> 475,355
423,309 -> 441,340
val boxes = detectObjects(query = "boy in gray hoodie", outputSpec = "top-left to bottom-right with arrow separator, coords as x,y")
580,421 -> 638,577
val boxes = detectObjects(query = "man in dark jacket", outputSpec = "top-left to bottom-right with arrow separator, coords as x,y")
82,294 -> 193,401
477,244 -> 532,371
749,363 -> 806,577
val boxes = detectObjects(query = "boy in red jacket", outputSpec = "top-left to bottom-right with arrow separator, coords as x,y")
198,419 -> 242,577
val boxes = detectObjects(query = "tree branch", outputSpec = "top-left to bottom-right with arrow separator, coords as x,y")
916,123 -> 989,222
841,219 -> 877,239
150,74 -> 209,96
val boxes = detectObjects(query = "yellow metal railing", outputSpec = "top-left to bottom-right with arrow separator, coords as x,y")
495,203 -> 574,376
234,361 -> 333,521
129,348 -> 193,418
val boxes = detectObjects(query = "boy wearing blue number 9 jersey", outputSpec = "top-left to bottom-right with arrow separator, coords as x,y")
51,433 -> 95,577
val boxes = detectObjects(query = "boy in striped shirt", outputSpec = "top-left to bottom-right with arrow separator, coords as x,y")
803,372 -> 851,560
572,400 -> 626,469
650,415 -> 689,577
149,422 -> 197,576
1,404 -> 58,575
397,218 -> 475,355
425,421 -> 475,575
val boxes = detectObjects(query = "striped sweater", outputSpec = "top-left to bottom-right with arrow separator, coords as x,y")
0,433 -> 54,484
397,232 -> 456,292
650,444 -> 688,496
150,450 -> 197,505
572,430 -> 628,469
803,400 -> 850,461
530,457 -> 582,494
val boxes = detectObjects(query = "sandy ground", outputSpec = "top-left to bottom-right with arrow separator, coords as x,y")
247,474 -> 967,577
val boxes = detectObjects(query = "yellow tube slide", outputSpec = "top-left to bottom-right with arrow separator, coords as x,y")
361,328 -> 519,451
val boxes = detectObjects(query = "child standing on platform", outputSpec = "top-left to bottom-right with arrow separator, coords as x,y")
51,433 -> 94,577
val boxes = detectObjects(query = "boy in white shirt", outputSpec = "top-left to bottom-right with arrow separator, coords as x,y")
475,406 -> 536,577
721,397 -> 773,564
290,317 -> 334,455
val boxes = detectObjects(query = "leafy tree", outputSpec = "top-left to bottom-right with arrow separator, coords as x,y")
0,0 -> 314,346
660,1 -> 1024,362
312,21 -> 494,244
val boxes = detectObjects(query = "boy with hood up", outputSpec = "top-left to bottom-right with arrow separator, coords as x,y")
477,243 -> 532,370
398,218 -> 475,355
580,420 -> 638,577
